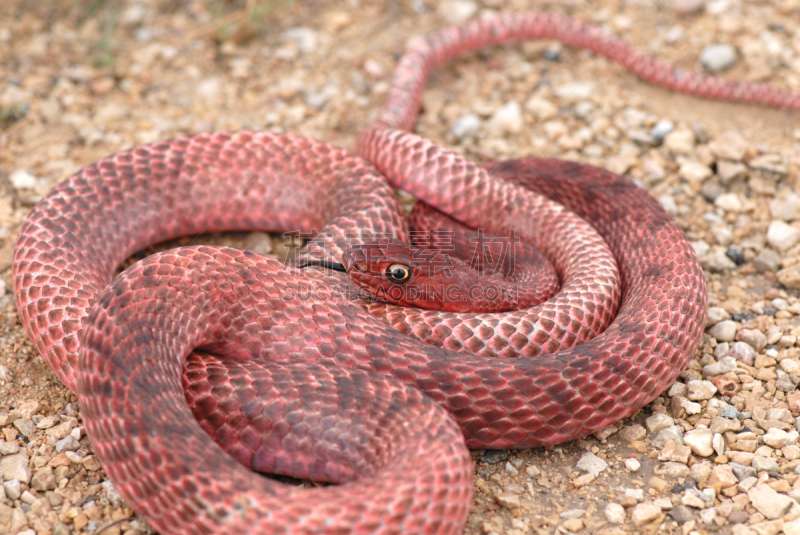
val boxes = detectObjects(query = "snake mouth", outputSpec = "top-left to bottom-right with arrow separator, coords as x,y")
341,250 -> 369,273
295,259 -> 347,272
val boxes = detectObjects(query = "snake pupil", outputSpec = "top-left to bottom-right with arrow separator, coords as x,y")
386,264 -> 411,284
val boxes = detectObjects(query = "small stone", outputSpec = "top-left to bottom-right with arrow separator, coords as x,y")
710,131 -> 747,160
10,508 -> 27,532
702,356 -> 736,377
525,97 -> 558,120
714,192 -> 743,212
576,452 -> 608,476
778,265 -> 800,289
751,455 -> 779,474
708,320 -> 736,342
284,27 -> 318,52
738,329 -> 768,352
699,507 -> 717,525
728,510 -> 750,524
102,479 -> 124,506
605,503 -> 625,524
679,161 -> 713,182
35,415 -> 58,429
687,380 -> 717,400
658,461 -> 691,478
31,467 -> 56,491
717,160 -> 747,183
631,503 -> 662,525
707,464 -> 738,491
0,453 -> 30,481
243,232 -> 273,256
504,461 -> 518,475
713,433 -> 725,456
701,245 -> 736,273
487,101 -> 523,135
646,413 -> 674,433
651,426 -> 685,448
625,458 -> 641,472
720,405 -> 739,419
495,491 -> 521,510
559,509 -> 585,521
780,359 -> 800,376
74,513 -> 89,531
437,0 -> 477,24
754,249 -> 781,273
728,341 -> 756,365
766,221 -> 800,251
648,476 -> 669,494
771,193 -> 800,221
0,440 -> 19,455
668,504 -> 695,523
729,462 -> 757,481
622,488 -> 644,505
762,428 -> 792,448
553,81 -> 595,100
684,429 -> 715,457
13,419 -> 35,436
706,306 -> 730,326
573,472 -> 595,487
673,0 -> 706,15
83,455 -> 102,471
3,479 -> 21,500
9,169 -> 37,190
748,484 -> 796,519
593,424 -> 618,441
659,441 -> 691,464
668,382 -> 688,397
700,44 -> 738,72
55,435 -> 80,453
562,518 -> 583,532
450,114 -> 481,138
664,128 -> 695,154
17,401 -> 39,419
682,490 -> 708,508
649,120 -> 674,143
481,450 -> 509,464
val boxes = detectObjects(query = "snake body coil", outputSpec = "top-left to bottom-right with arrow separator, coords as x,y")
12,11 -> 771,534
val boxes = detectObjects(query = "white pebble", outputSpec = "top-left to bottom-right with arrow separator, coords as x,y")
437,0 -> 477,24
714,192 -> 742,212
576,452 -> 608,476
10,169 -> 37,190
766,221 -> 800,251
553,81 -> 595,100
451,114 -> 481,138
700,44 -> 738,72
487,101 -> 523,135
684,428 -> 714,457
625,458 -> 641,472
687,380 -> 717,401
605,503 -> 626,524
284,27 -> 318,52
645,413 -> 674,433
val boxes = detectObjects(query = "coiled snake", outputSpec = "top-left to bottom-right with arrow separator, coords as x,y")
16,11 -> 795,534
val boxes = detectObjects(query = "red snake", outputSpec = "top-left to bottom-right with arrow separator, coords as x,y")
17,11 -> 798,534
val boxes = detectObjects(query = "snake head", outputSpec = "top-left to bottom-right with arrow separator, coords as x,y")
342,239 -> 504,312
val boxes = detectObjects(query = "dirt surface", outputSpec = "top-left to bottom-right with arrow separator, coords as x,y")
2,0 -> 800,534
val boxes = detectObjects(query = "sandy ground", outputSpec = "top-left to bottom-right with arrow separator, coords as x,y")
2,0 -> 800,534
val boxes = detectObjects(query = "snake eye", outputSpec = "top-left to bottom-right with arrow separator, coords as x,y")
386,263 -> 411,284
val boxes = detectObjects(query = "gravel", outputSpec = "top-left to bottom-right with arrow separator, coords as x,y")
2,1 -> 800,534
